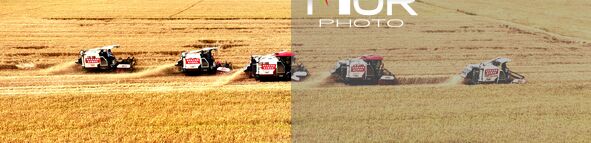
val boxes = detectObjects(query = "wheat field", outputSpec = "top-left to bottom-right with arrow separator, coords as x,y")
1,0 -> 291,142
1,0 -> 591,142
291,0 -> 591,142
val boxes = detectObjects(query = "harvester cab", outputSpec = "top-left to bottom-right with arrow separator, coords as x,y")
76,45 -> 135,72
244,51 -> 309,81
175,47 -> 232,74
330,55 -> 396,85
460,57 -> 526,84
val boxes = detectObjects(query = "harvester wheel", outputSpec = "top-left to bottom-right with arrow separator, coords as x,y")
208,67 -> 217,74
254,75 -> 260,81
284,72 -> 292,81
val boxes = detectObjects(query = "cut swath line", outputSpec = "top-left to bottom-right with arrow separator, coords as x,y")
41,61 -> 79,75
169,0 -> 206,18
316,74 -> 461,86
211,70 -> 247,86
111,64 -> 177,79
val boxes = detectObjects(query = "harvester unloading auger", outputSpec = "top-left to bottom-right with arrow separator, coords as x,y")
460,57 -> 526,85
75,45 -> 136,72
330,55 -> 396,85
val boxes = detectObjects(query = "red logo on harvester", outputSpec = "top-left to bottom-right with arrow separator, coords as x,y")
185,58 -> 201,64
351,64 -> 366,72
261,64 -> 276,70
485,69 -> 499,77
85,57 -> 99,63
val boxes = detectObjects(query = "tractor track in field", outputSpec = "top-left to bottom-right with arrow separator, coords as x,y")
0,81 -> 287,96
416,0 -> 591,44
168,0 -> 207,18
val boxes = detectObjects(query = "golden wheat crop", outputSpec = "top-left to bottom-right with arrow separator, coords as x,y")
0,88 -> 291,142
2,0 -> 591,142
0,0 -> 292,142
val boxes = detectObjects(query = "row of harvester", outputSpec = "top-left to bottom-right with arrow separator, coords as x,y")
329,55 -> 526,85
75,45 -> 309,81
74,45 -> 524,85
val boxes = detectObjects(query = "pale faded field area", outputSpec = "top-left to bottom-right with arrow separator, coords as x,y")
0,0 -> 291,142
294,84 -> 591,142
420,0 -> 591,41
292,0 -> 591,142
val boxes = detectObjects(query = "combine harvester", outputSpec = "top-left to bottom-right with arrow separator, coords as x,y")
330,55 -> 396,85
175,47 -> 232,75
460,57 -> 526,85
244,51 -> 309,81
76,45 -> 136,72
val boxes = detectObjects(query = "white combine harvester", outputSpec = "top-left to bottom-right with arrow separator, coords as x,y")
175,47 -> 232,74
330,55 -> 396,85
76,45 -> 135,72
244,51 -> 309,81
460,57 -> 526,85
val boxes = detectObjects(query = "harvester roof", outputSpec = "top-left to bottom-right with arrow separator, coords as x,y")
88,45 -> 119,51
360,55 -> 384,61
85,45 -> 119,54
275,51 -> 294,57
490,57 -> 511,63
188,47 -> 217,54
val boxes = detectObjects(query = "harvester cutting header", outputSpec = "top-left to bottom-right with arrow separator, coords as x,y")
76,45 -> 136,72
460,57 -> 526,84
